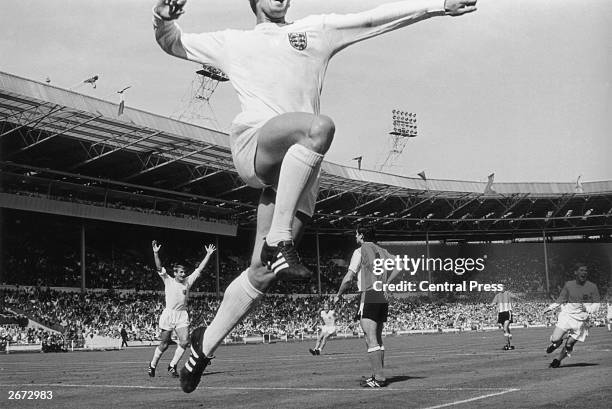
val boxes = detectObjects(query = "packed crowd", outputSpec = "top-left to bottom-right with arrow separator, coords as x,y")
2,288 -> 607,345
0,324 -> 66,352
4,231 -> 609,297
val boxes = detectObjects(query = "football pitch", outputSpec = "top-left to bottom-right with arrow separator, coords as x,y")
1,327 -> 610,408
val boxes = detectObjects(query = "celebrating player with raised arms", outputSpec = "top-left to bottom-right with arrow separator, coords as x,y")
148,240 -> 216,378
606,291 -> 612,331
152,0 -> 477,393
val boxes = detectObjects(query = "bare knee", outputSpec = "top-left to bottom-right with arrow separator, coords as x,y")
305,115 -> 335,154
158,342 -> 169,352
179,341 -> 190,349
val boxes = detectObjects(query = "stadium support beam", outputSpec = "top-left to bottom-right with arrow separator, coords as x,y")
542,229 -> 550,293
443,194 -> 480,219
174,169 -> 224,189
124,145 -> 214,181
68,130 -> 161,171
215,236 -> 220,298
316,231 -> 321,294
81,224 -> 86,293
350,187 -> 403,213
316,184 -> 369,206
0,104 -> 64,138
397,193 -> 443,217
0,209 -> 3,284
0,101 -> 46,122
7,114 -> 103,158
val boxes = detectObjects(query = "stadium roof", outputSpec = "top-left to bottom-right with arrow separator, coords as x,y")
1,71 -> 611,240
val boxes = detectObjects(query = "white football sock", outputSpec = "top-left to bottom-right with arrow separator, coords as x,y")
266,144 -> 323,245
150,346 -> 163,368
201,270 -> 263,356
170,345 -> 185,367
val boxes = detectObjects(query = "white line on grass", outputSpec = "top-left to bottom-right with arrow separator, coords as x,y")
420,388 -> 520,409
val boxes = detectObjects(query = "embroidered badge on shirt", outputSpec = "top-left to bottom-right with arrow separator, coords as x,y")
288,32 -> 307,50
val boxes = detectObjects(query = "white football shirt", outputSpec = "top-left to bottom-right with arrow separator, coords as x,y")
159,267 -> 199,311
154,0 -> 446,131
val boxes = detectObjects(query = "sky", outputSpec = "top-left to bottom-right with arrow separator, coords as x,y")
0,0 -> 610,183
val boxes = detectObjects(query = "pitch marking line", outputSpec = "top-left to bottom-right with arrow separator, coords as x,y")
0,383 -> 517,393
421,388 -> 520,409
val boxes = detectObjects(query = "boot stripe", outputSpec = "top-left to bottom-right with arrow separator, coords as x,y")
190,346 -> 199,359
272,263 -> 289,273
272,257 -> 287,269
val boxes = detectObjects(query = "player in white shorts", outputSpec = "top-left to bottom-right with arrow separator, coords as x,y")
148,240 -> 216,378
152,0 -> 477,393
309,303 -> 337,355
490,289 -> 520,350
543,263 -> 600,368
606,293 -> 612,331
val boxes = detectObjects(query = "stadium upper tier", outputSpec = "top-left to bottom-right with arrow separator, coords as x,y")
1,71 -> 611,238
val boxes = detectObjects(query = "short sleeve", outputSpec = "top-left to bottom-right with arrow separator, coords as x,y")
348,248 -> 361,273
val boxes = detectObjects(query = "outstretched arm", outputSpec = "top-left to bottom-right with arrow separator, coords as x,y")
152,0 -> 225,66
324,0 -> 477,51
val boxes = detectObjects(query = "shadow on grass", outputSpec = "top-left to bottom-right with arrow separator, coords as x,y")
386,375 -> 427,384
559,363 -> 599,368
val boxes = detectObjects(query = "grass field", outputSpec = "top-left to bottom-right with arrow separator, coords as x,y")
0,327 -> 610,408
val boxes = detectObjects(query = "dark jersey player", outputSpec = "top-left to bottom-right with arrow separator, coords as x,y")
335,226 -> 399,387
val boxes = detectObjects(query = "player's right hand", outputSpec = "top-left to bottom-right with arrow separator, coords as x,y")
444,0 -> 477,16
154,0 -> 186,20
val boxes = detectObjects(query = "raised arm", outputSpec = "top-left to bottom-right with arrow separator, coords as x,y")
323,0 -> 477,51
152,0 -> 225,67
186,244 -> 217,287
194,244 -> 217,275
152,240 -> 163,271
152,240 -> 170,280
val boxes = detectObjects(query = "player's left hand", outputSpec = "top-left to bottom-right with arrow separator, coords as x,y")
205,244 -> 216,255
444,0 -> 477,16
155,0 -> 186,21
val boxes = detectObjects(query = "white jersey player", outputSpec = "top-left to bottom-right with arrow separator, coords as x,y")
606,294 -> 612,331
148,240 -> 215,378
543,263 -> 600,368
152,0 -> 477,393
490,290 -> 520,350
310,303 -> 338,355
